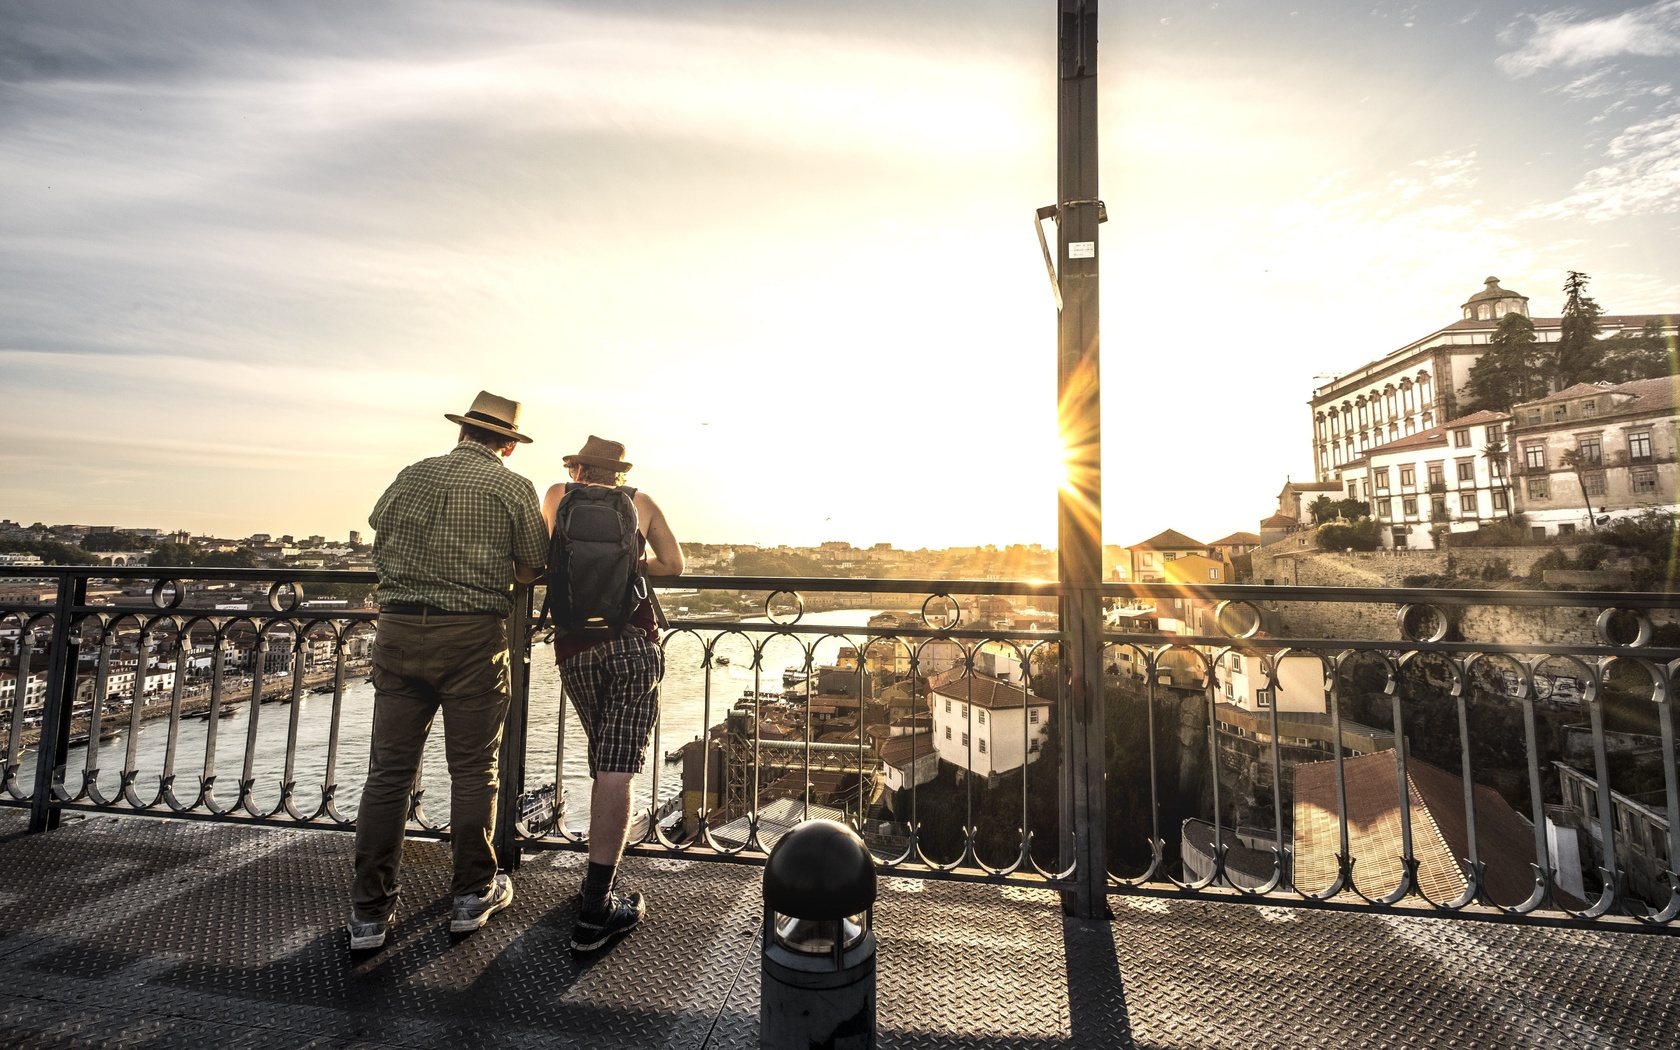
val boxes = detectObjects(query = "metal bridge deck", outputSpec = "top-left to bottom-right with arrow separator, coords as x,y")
0,811 -> 1673,1049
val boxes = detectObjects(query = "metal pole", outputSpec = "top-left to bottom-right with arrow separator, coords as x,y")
493,584 -> 533,872
31,571 -> 84,832
1055,0 -> 1108,920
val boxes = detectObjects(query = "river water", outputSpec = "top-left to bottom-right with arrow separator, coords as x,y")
11,610 -> 885,831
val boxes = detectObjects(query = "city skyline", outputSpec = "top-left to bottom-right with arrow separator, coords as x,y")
4,1 -> 1680,547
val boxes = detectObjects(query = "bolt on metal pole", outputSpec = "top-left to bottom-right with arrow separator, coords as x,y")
1055,0 -> 1109,920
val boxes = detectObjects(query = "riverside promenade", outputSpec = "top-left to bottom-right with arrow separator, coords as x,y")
0,810 -> 1675,1048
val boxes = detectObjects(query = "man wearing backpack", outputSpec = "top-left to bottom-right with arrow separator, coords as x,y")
347,391 -> 548,952
542,435 -> 683,952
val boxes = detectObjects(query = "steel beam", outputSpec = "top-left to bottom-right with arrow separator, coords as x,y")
1055,0 -> 1108,920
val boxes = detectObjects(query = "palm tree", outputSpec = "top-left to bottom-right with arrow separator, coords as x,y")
1560,449 -> 1605,530
1482,441 -> 1514,521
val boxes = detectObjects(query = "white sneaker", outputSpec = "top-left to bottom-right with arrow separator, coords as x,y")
450,873 -> 514,933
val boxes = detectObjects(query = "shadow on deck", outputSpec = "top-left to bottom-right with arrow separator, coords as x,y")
0,811 -> 1673,1048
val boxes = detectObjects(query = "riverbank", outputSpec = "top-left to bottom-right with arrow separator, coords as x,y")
8,662 -> 369,750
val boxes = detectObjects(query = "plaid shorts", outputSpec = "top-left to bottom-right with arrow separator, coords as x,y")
558,633 -> 664,776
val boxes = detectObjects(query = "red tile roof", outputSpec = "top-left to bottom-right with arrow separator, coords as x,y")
1129,529 -> 1205,551
1293,751 -> 1579,909
1518,376 -> 1677,414
930,674 -> 1051,711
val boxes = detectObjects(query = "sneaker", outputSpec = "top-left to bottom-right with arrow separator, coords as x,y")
347,910 -> 394,951
571,890 -> 645,953
450,873 -> 514,934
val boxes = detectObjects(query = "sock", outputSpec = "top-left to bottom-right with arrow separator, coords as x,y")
581,861 -> 616,915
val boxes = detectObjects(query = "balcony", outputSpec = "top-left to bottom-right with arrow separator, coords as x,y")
2,565 -> 1678,1045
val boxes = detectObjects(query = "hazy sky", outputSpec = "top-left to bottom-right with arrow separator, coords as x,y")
4,1 -> 1678,549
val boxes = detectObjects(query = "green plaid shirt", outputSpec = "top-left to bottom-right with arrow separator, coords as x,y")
370,441 -> 548,617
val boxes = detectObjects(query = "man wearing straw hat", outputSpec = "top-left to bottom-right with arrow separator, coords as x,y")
347,391 -> 548,951
543,435 -> 684,952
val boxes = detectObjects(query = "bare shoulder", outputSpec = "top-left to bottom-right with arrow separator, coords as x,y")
632,489 -> 667,525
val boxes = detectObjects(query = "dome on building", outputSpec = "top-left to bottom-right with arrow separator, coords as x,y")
1460,276 -> 1529,322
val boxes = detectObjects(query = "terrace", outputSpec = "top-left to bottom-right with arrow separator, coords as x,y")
1,563 -> 1676,1047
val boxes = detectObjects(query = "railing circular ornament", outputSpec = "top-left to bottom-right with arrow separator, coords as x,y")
1594,607 -> 1652,649
1396,603 -> 1449,643
1212,600 -> 1261,640
764,590 -> 803,626
921,593 -> 960,631
150,579 -> 185,610
267,581 -> 304,614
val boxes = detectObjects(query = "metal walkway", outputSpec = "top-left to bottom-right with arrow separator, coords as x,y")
0,811 -> 1673,1049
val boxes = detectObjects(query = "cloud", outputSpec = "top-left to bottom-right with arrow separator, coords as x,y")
1523,106 -> 1680,220
1497,1 -> 1680,76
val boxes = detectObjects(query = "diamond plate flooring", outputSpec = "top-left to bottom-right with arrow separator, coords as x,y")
0,809 -> 1673,1048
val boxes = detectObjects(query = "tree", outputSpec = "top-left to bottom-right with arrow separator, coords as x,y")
147,542 -> 200,567
1481,441 -> 1515,520
79,531 -> 149,552
1463,312 -> 1545,412
1600,318 -> 1672,382
1554,270 -> 1604,389
1560,449 -> 1605,529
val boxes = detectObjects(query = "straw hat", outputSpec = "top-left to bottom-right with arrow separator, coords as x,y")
563,435 -> 632,472
444,391 -> 533,444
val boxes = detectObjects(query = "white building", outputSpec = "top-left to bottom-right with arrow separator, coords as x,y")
1332,410 -> 1514,549
0,670 -> 50,714
1310,276 -> 1677,481
928,676 -> 1053,781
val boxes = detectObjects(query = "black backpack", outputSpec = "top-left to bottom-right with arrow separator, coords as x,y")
540,484 -> 646,638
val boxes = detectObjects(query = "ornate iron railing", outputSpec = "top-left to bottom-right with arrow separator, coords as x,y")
2,565 -> 1675,931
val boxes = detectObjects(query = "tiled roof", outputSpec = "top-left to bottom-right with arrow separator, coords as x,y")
1292,751 -> 1580,909
930,674 -> 1051,711
876,732 -> 936,768
1518,375 -> 1677,414
1260,514 -> 1298,527
1130,529 -> 1205,551
1209,532 -> 1261,546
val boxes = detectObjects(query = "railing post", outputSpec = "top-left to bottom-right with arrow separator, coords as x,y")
493,583 -> 533,872
30,572 -> 84,832
1055,0 -> 1108,920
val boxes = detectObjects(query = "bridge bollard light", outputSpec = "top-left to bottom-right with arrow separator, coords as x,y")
760,818 -> 877,1050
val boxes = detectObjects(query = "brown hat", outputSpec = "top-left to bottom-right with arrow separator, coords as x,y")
445,390 -> 533,444
563,435 -> 632,472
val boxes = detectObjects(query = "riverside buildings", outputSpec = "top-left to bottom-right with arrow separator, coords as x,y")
1309,276 -> 1677,482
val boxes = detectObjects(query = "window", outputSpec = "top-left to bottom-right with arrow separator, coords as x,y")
1493,490 -> 1509,511
1374,468 -> 1390,490
1347,481 -> 1358,499
944,726 -> 951,740
1633,469 -> 1657,494
1485,426 -> 1503,444
1163,551 -> 1176,560
1431,497 -> 1447,518
977,709 -> 986,725
960,732 -> 969,747
1460,492 -> 1478,514
1581,400 -> 1597,417
1456,461 -> 1475,482
1392,526 -> 1409,547
1329,414 -> 1339,435
944,699 -> 951,713
1527,476 -> 1550,499
1358,402 -> 1368,426
1427,463 -> 1444,487
1532,526 -> 1548,539
1378,497 -> 1393,519
1400,466 -> 1416,487
1553,403 -> 1569,420
978,738 -> 987,754
960,703 -> 968,718
1630,431 -> 1653,461
1386,390 -> 1397,415
1524,445 -> 1546,470
1578,437 -> 1601,465
1208,568 -> 1219,581
1372,397 -> 1384,423
1029,739 -> 1041,754
1142,553 -> 1154,566
1389,422 -> 1399,441
1557,523 -> 1576,536
1029,708 -> 1040,724
1256,688 -> 1273,708
1402,496 -> 1417,516
1402,385 -> 1415,411
1583,472 -> 1605,497
1453,429 -> 1470,448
